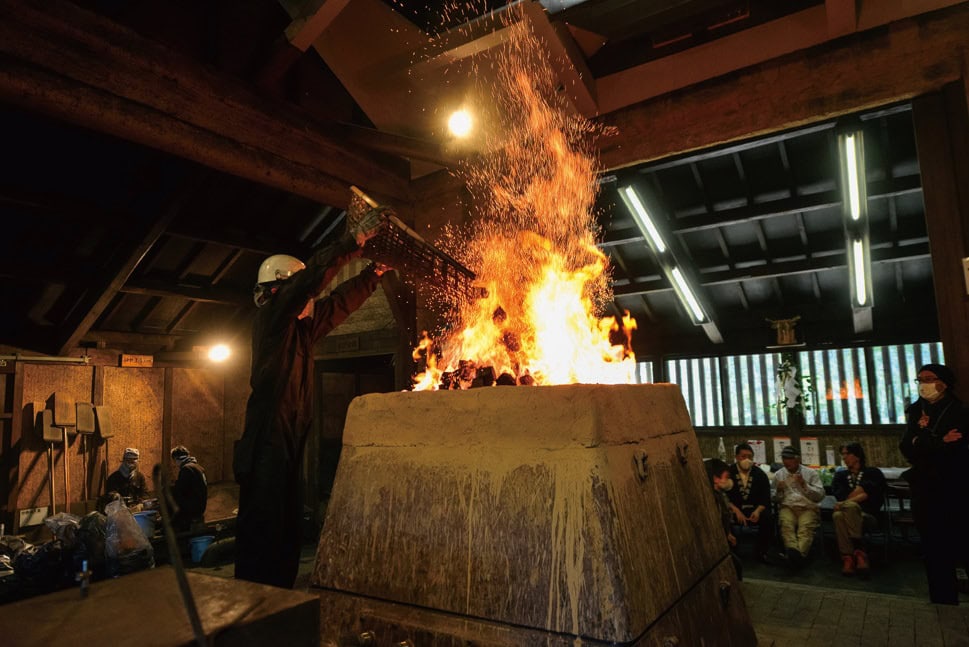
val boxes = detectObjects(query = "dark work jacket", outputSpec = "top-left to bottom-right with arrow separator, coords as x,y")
172,461 -> 207,527
832,466 -> 886,516
105,469 -> 148,503
234,235 -> 380,482
726,464 -> 772,513
899,392 -> 969,497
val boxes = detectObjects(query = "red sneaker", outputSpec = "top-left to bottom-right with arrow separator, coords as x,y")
841,554 -> 855,576
854,549 -> 869,574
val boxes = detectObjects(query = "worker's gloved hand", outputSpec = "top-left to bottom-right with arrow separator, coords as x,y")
351,207 -> 393,246
370,262 -> 392,276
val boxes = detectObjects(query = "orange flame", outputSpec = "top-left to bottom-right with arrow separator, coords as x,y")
413,8 -> 636,390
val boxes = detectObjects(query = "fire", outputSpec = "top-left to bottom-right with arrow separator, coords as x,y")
412,7 -> 636,390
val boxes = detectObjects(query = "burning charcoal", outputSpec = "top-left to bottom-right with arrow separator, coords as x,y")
495,373 -> 517,386
457,360 -> 477,387
501,331 -> 521,352
440,371 -> 457,390
471,366 -> 497,388
518,374 -> 535,386
492,306 -> 507,325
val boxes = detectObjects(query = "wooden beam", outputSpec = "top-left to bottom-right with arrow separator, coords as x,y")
79,330 -> 180,350
55,175 -> 202,356
597,1 -> 969,171
0,0 -> 410,206
120,278 -> 250,307
596,0 -> 967,117
825,0 -> 858,37
280,0 -> 354,52
521,0 -> 598,118
613,242 -> 931,297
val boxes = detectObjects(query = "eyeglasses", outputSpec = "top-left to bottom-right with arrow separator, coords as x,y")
913,377 -> 940,384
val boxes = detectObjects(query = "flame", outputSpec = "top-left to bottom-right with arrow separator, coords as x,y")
412,7 -> 636,390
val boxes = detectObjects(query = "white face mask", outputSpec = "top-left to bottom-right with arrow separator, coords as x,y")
738,458 -> 754,472
718,478 -> 734,492
918,382 -> 943,402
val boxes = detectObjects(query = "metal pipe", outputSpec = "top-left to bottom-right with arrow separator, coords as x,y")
0,354 -> 91,364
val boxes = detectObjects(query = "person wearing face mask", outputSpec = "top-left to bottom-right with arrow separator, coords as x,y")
105,447 -> 149,506
773,445 -> 825,569
831,442 -> 885,576
706,458 -> 743,580
899,363 -> 969,604
726,442 -> 773,563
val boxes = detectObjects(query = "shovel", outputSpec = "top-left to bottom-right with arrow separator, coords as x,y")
38,408 -> 58,514
53,392 -> 77,514
94,406 -> 113,495
76,402 -> 96,504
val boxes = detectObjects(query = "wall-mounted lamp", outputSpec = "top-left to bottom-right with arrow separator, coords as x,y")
838,120 -> 873,329
447,109 -> 473,138
155,343 -> 232,364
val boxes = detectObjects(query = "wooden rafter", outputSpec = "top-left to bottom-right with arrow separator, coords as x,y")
0,0 -> 410,207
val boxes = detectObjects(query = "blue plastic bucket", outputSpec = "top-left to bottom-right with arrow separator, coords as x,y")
133,511 -> 156,538
190,535 -> 214,563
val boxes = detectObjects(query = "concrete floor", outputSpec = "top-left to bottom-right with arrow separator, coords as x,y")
186,535 -> 969,646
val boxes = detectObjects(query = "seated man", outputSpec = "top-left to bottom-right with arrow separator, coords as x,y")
773,445 -> 825,567
105,447 -> 148,505
726,442 -> 773,563
170,445 -> 208,532
832,442 -> 886,576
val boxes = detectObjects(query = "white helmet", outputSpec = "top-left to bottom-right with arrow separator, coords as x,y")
257,254 -> 305,285
253,254 -> 305,306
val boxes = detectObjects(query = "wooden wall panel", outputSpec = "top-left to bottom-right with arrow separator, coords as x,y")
172,368 -> 225,483
222,362 -> 250,485
18,364 -> 94,513
102,366 -> 165,494
697,430 -> 906,468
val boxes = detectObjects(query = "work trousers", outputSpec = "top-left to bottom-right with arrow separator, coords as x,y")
912,489 -> 964,605
832,501 -> 876,555
235,445 -> 305,589
778,506 -> 819,556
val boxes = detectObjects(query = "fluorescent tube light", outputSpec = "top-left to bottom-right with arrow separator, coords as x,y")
671,266 -> 707,323
620,186 -> 667,253
844,134 -> 863,221
852,239 -> 868,306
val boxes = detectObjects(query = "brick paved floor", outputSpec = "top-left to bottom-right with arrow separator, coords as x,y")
744,578 -> 969,647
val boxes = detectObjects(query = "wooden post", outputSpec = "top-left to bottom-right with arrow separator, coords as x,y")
912,86 -> 969,388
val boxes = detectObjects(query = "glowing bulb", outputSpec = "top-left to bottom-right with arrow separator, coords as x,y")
448,110 -> 473,138
207,344 -> 231,362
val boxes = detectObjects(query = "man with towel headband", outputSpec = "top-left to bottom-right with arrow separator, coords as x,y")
105,447 -> 148,505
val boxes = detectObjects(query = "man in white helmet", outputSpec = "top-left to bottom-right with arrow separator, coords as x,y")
234,201 -> 390,588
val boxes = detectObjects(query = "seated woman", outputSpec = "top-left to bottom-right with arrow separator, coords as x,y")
726,442 -> 773,563
832,442 -> 886,576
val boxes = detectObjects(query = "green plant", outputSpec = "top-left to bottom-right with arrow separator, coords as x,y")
775,356 -> 815,417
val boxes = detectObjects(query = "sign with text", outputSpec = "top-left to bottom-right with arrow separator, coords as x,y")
746,439 -> 767,465
801,437 -> 820,467
120,354 -> 153,368
771,436 -> 791,463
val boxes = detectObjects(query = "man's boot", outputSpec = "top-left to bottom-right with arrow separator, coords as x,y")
841,554 -> 855,576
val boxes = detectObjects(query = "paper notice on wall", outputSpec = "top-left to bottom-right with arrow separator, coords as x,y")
747,439 -> 767,465
801,437 -> 820,467
772,437 -> 791,463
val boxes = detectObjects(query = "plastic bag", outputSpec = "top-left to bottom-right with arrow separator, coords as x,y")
105,500 -> 154,576
75,511 -> 108,580
44,512 -> 81,548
